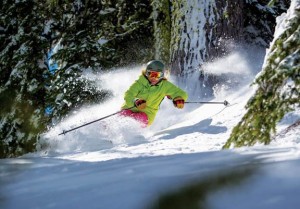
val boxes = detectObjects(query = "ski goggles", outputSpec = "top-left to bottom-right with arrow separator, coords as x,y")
146,70 -> 164,79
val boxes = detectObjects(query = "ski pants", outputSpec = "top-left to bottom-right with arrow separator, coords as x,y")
119,109 -> 148,127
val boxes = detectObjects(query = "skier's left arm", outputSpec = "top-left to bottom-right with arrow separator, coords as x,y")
165,82 -> 188,108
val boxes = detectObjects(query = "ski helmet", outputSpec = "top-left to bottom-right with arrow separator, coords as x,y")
146,60 -> 165,73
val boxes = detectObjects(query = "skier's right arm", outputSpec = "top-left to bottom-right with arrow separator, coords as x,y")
123,81 -> 142,107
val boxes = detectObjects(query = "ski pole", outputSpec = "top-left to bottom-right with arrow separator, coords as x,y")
58,106 -> 135,136
185,100 -> 229,106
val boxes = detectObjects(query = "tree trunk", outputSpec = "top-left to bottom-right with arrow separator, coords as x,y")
169,0 -> 244,76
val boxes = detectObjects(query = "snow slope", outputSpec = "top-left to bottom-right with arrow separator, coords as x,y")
1,47 -> 300,209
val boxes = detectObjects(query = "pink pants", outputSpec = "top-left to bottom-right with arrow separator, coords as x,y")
119,109 -> 148,127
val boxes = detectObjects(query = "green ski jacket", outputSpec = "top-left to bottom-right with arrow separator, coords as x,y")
122,74 -> 188,125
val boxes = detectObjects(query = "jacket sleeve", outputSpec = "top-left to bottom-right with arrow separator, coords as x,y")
165,81 -> 188,101
123,80 -> 142,108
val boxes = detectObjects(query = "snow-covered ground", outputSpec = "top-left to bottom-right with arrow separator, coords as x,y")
1,47 -> 300,209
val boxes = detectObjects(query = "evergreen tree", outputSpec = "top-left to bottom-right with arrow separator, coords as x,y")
224,0 -> 300,148
243,0 -> 290,47
44,0 -> 113,122
0,0 -> 154,157
0,0 -> 48,157
113,0 -> 154,66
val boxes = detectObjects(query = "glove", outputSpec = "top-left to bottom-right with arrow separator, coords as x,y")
134,99 -> 146,110
173,97 -> 185,109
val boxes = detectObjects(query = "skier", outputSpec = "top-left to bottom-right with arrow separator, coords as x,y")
120,60 -> 188,127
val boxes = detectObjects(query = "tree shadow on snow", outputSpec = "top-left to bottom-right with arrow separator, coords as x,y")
146,163 -> 259,209
153,118 -> 227,140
